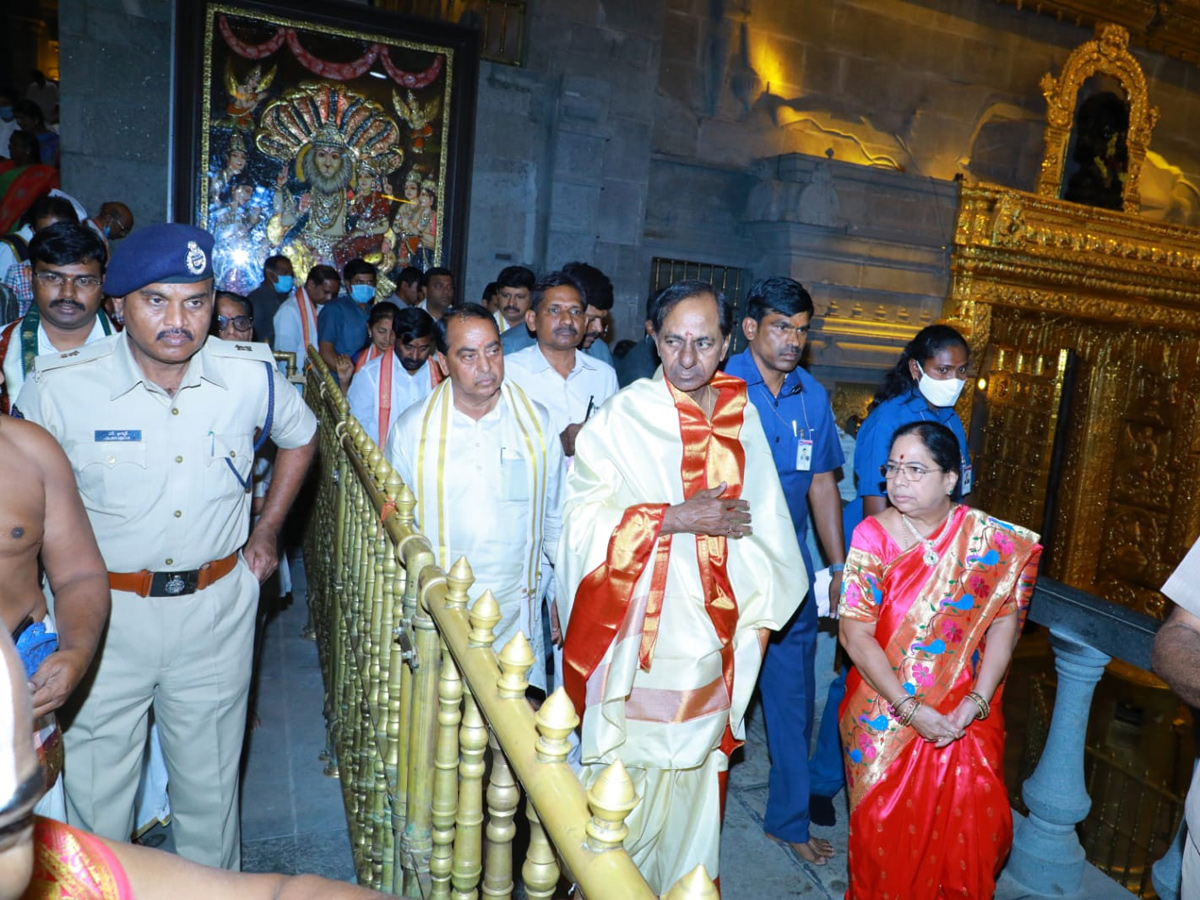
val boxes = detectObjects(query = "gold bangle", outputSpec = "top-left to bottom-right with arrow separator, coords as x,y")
967,691 -> 990,720
889,694 -> 918,719
900,701 -> 922,727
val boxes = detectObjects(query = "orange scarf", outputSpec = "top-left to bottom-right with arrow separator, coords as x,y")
562,371 -> 748,755
378,349 -> 393,447
355,343 -> 383,374
296,286 -> 317,355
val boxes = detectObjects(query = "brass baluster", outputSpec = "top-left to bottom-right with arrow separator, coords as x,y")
521,800 -> 558,900
383,470 -> 406,894
430,644 -> 462,900
482,735 -> 518,899
402,554 -> 443,897
452,686 -> 486,899
395,540 -> 430,892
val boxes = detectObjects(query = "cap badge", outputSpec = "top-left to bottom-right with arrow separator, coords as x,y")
186,241 -> 206,275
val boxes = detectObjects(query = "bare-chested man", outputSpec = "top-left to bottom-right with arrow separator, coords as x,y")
1,366 -> 110,816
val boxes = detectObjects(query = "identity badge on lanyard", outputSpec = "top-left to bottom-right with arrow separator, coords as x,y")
793,419 -> 813,472
962,458 -> 974,494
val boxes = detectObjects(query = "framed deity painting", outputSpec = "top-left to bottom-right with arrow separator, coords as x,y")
172,0 -> 478,295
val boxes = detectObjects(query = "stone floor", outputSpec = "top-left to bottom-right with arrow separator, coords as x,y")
239,557 -> 356,881
232,555 -> 1134,898
235,554 -> 851,895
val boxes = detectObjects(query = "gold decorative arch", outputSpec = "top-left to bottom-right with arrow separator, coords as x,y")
1036,22 -> 1159,213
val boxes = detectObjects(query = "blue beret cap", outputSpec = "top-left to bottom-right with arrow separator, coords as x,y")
104,223 -> 215,297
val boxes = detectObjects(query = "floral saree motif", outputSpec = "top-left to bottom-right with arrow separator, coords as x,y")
24,816 -> 133,899
838,506 -> 1041,899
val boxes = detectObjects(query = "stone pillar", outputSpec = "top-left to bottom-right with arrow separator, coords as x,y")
1005,632 -> 1111,894
58,0 -> 174,226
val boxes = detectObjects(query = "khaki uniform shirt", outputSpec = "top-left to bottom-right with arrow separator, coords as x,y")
15,332 -> 317,573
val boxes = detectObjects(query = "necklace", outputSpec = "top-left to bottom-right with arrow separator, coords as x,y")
900,506 -> 954,566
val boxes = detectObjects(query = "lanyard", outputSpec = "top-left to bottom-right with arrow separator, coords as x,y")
223,361 -> 275,492
756,380 -> 812,440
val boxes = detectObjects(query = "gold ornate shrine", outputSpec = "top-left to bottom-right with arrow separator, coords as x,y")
948,25 -> 1200,619
1036,24 -> 1158,213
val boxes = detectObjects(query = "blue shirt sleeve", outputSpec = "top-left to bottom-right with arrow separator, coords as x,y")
317,302 -> 341,345
854,403 -> 894,498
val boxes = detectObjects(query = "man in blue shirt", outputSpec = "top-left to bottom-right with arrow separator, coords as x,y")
724,276 -> 844,867
317,258 -> 377,373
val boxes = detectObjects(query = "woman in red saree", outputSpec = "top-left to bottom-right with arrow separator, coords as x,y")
0,132 -> 58,234
839,421 -> 1040,899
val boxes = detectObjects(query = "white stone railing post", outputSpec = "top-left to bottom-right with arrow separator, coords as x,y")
1005,631 -> 1110,894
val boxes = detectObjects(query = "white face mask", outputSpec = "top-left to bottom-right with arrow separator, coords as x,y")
917,370 -> 966,407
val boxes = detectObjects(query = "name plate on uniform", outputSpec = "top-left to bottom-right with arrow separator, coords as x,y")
94,429 -> 142,442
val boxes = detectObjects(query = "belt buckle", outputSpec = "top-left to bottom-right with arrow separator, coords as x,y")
151,570 -> 199,597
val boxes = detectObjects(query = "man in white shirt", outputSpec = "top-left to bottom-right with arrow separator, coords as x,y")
386,304 -> 562,689
1,222 -> 113,414
347,306 -> 440,446
272,264 -> 340,372
503,270 -> 619,463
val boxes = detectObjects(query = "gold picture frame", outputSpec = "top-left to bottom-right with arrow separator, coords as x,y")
173,0 -> 478,290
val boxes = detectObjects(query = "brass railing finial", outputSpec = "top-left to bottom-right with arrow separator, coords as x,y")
534,688 -> 579,763
496,633 -> 534,698
467,589 -> 501,648
585,759 -> 639,852
662,864 -> 719,899
445,556 -> 474,609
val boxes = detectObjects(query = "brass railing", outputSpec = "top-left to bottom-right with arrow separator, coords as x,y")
300,350 -> 710,898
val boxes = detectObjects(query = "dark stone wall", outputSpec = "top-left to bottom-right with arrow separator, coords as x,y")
56,0 -> 1200,364
59,0 -> 175,226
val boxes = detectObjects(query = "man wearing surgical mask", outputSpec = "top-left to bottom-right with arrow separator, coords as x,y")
317,258 -> 376,380
246,255 -> 293,347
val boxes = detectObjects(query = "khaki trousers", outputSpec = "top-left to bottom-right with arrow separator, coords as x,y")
62,558 -> 257,869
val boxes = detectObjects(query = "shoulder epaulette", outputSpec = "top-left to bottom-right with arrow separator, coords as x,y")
205,338 -> 278,365
34,334 -> 120,374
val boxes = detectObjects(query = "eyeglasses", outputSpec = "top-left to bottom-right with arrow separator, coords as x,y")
217,315 -> 253,332
34,271 -> 103,291
880,463 -> 943,482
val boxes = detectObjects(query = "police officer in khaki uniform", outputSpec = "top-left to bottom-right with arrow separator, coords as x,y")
14,224 -> 318,870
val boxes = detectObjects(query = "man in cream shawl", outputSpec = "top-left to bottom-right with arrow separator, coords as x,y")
386,303 -> 562,689
556,281 -> 806,891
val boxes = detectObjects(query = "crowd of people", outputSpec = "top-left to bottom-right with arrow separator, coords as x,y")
0,178 -> 1060,899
